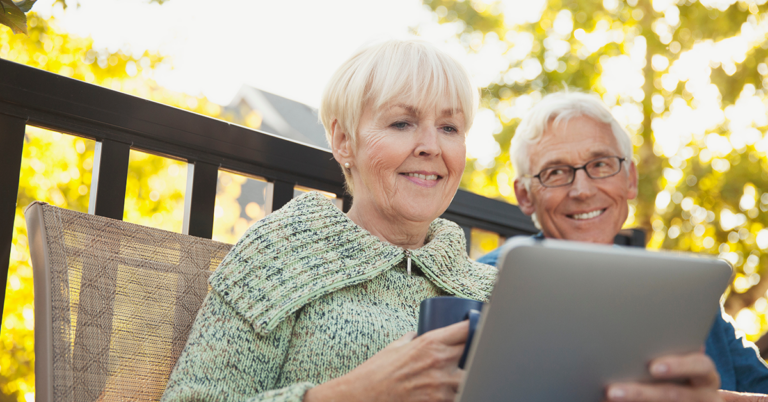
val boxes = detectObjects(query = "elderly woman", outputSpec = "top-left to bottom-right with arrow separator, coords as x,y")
161,40 -> 495,402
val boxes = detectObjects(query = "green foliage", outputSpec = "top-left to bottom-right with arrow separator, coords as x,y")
422,0 -> 768,339
0,0 -> 167,35
0,0 -> 29,34
13,0 -> 37,13
52,0 -> 169,9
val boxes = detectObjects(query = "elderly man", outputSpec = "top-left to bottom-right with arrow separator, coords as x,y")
479,92 -> 768,401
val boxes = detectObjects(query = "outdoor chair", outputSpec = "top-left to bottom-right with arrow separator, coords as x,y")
25,201 -> 233,402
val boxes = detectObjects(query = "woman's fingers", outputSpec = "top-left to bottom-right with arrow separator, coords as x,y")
393,331 -> 417,346
648,353 -> 720,388
425,320 -> 470,346
451,368 -> 466,389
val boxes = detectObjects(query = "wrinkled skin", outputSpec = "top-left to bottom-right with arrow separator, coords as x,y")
332,101 -> 467,249
514,115 -> 638,245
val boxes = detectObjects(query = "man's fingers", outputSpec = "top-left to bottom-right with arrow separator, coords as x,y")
606,383 -> 721,402
649,353 -> 719,388
424,320 -> 470,346
719,390 -> 768,402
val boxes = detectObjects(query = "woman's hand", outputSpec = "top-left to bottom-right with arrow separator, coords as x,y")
304,320 -> 469,402
604,352 -> 723,402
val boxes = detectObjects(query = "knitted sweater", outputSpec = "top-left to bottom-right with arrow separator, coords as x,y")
161,192 -> 497,402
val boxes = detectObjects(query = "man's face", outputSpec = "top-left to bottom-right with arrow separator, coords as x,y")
514,115 -> 638,244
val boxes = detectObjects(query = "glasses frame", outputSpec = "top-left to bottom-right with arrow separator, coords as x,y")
529,156 -> 627,188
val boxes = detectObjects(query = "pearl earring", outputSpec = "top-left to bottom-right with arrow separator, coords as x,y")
344,162 -> 350,169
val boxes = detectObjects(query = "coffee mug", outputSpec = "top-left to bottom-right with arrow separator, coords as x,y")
417,296 -> 484,369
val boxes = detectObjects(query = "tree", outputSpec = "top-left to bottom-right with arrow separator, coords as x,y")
0,13 -> 237,401
0,0 -> 36,35
420,0 -> 768,340
0,0 -> 169,35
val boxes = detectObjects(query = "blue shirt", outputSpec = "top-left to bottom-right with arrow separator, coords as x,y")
477,243 -> 768,393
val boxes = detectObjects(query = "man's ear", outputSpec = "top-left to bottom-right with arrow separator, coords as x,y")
514,179 -> 536,216
626,160 -> 638,200
330,119 -> 353,165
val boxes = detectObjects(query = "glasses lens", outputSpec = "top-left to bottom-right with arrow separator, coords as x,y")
539,166 -> 574,187
586,157 -> 621,178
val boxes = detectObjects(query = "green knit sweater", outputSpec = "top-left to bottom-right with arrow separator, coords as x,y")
161,192 -> 497,402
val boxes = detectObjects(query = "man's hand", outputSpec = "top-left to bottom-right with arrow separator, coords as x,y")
605,352 -> 723,401
719,391 -> 768,402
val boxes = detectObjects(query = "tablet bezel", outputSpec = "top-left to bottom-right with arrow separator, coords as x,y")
457,237 -> 732,402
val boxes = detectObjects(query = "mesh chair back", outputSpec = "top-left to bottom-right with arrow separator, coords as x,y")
25,202 -> 233,402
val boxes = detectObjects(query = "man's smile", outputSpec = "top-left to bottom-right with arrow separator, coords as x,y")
567,208 -> 607,220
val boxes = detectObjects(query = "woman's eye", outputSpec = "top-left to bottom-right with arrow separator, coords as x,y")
391,121 -> 409,130
442,126 -> 458,134
551,169 -> 564,176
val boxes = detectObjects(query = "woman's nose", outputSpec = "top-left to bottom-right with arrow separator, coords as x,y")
414,126 -> 441,157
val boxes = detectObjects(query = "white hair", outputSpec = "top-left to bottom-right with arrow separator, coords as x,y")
509,91 -> 633,181
319,39 -> 477,195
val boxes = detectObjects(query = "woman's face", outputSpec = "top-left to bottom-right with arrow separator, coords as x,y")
348,101 -> 467,224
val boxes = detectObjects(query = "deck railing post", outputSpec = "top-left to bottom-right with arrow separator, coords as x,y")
271,180 -> 294,212
461,225 -> 472,255
342,194 -> 353,213
183,161 -> 219,239
88,139 -> 131,220
0,114 -> 27,329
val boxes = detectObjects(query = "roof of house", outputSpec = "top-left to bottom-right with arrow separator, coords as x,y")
227,86 -> 329,150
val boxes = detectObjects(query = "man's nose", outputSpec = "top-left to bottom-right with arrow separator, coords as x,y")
568,169 -> 597,199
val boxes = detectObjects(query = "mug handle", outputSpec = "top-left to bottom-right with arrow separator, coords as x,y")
458,309 -> 481,369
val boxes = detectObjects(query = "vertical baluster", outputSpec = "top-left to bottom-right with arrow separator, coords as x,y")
88,139 -> 131,220
461,225 -> 472,255
342,194 -> 353,213
183,161 -> 218,239
0,114 -> 26,325
271,179 -> 294,212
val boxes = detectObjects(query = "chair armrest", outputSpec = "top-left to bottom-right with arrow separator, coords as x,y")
25,201 -> 53,402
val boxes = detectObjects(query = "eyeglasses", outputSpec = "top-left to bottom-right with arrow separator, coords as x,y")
528,156 -> 627,188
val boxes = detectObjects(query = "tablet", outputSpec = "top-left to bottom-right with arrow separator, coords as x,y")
457,237 -> 732,402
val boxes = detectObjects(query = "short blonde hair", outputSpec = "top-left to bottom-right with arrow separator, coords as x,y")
510,91 -> 633,181
320,39 -> 477,195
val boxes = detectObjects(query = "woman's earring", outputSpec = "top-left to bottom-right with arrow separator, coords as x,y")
344,162 -> 350,169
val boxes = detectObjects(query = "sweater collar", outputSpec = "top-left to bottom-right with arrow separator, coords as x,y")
210,191 -> 496,335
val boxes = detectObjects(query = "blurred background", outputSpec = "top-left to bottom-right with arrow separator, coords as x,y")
3,0 -> 768,400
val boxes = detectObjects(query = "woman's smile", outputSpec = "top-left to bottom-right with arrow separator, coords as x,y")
400,171 -> 443,188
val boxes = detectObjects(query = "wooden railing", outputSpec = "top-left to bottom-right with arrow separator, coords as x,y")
0,58 -> 644,323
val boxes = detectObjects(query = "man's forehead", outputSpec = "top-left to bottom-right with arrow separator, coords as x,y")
529,116 -> 620,169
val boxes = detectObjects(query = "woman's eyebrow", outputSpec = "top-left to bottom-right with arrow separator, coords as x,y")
391,104 -> 418,114
441,108 -> 463,117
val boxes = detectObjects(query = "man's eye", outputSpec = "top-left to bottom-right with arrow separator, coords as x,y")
550,169 -> 565,176
594,161 -> 607,168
